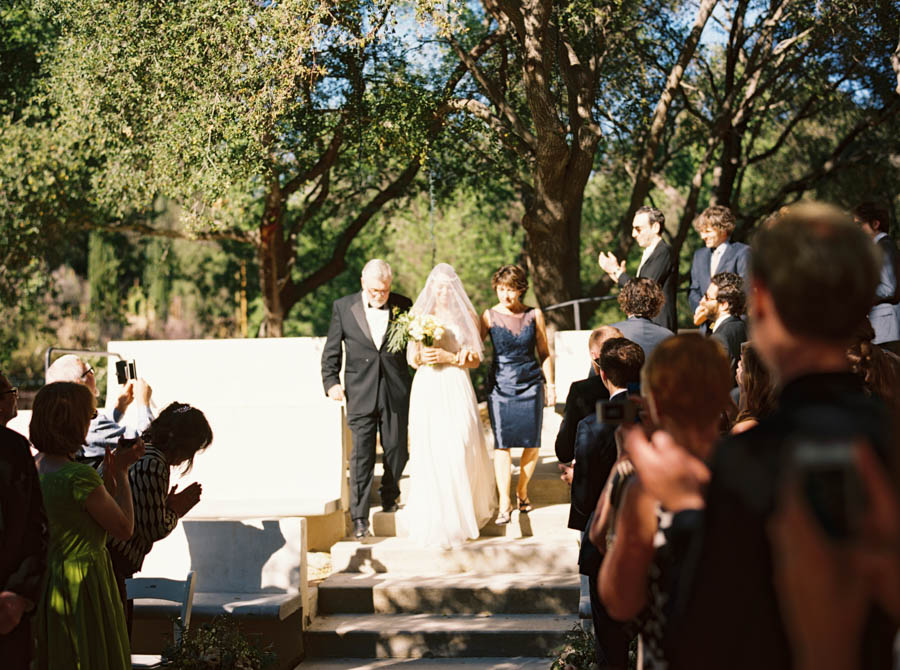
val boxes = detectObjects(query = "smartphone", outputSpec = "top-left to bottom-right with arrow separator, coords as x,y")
117,435 -> 141,449
791,438 -> 866,541
115,360 -> 138,385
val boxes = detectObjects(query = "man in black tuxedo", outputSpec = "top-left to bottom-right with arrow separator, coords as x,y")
572,338 -> 644,670
599,206 -> 677,331
854,201 -> 900,354
321,259 -> 413,539
693,272 -> 747,384
554,325 -> 623,482
688,205 -> 751,334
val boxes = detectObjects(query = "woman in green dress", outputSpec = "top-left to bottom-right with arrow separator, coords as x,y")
31,381 -> 143,670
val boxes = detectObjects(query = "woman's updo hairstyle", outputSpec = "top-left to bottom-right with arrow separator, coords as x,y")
141,402 -> 213,473
30,382 -> 96,456
491,265 -> 528,298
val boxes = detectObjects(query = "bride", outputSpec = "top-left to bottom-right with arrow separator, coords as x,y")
404,263 -> 497,548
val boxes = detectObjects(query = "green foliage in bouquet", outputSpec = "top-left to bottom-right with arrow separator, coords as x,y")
385,307 -> 415,353
550,624 -> 599,670
160,615 -> 276,669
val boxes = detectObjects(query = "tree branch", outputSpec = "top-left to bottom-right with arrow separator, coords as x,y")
282,119 -> 345,198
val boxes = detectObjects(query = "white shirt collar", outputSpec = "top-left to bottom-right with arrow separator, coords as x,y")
609,389 -> 628,400
638,238 -> 662,273
712,311 -> 731,332
874,232 -> 887,243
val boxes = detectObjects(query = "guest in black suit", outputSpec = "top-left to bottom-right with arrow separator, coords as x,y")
599,206 -> 678,331
688,206 -> 751,333
554,325 -> 623,483
321,259 -> 413,539
694,272 -> 747,384
572,338 -> 644,670
0,426 -> 48,670
609,278 -> 674,360
854,201 -> 900,354
622,203 -> 896,670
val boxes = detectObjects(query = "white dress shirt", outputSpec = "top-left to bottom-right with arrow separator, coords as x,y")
363,295 -> 390,349
710,241 -> 729,277
638,238 -> 661,276
712,311 -> 730,333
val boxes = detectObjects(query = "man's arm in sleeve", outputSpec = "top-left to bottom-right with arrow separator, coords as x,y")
688,250 -> 703,313
321,300 -> 345,395
86,413 -> 128,453
735,244 -> 752,294
554,384 -> 580,463
1,434 -> 48,609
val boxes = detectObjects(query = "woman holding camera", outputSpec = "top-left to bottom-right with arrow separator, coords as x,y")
593,334 -> 733,668
106,402 -> 213,634
31,381 -> 143,670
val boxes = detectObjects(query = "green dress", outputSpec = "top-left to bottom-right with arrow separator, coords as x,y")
34,462 -> 130,670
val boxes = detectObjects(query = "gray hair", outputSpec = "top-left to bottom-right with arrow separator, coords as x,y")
46,354 -> 87,384
361,259 -> 392,282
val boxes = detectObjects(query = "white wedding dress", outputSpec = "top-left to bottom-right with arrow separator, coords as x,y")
405,324 -> 497,549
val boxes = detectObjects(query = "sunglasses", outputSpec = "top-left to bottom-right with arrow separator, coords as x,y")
1,387 -> 17,397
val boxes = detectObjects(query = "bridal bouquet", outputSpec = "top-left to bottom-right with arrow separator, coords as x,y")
385,308 -> 445,353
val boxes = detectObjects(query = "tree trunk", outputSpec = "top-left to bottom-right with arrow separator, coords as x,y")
257,180 -> 292,338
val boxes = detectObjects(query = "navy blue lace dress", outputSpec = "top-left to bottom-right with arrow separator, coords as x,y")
486,308 -> 544,449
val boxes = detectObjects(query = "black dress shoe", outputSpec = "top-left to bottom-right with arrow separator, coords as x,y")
353,519 -> 371,539
381,502 -> 399,513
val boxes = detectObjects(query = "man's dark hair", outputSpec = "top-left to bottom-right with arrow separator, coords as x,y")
853,201 -> 891,235
751,202 -> 880,341
636,206 -> 665,231
618,278 -> 665,319
711,272 -> 746,317
599,338 -> 645,388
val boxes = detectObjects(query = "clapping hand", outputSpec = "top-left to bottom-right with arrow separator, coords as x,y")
598,252 -> 626,281
167,482 -> 203,518
102,437 -> 146,496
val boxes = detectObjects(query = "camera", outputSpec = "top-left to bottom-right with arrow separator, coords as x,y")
115,360 -> 138,385
597,398 -> 640,425
117,435 -> 141,449
791,437 -> 866,541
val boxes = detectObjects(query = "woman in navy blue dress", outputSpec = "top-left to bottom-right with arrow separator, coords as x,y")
481,265 -> 555,524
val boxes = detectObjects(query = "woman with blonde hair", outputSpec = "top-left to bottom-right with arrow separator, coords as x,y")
31,382 -> 142,669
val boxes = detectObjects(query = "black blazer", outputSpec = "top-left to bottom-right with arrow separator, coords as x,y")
554,374 -> 610,465
321,291 -> 413,418
711,315 -> 747,383
567,392 -> 624,531
618,240 -> 677,331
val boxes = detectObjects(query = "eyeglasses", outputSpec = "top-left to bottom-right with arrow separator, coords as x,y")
90,409 -> 98,419
0,387 -> 17,397
81,366 -> 94,379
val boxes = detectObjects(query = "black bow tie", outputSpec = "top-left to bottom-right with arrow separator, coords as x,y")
367,303 -> 388,310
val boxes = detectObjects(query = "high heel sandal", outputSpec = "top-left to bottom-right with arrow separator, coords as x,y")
496,508 -> 513,525
516,496 -> 533,513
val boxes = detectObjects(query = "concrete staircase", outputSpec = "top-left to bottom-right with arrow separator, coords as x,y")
300,412 -> 581,670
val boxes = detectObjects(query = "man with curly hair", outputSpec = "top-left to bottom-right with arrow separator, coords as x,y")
694,272 -> 747,382
609,278 -> 673,359
688,206 -> 751,333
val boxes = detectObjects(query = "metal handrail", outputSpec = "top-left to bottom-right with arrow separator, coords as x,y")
544,296 -> 617,330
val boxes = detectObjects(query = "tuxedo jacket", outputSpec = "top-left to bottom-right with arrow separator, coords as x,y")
711,315 -> 747,383
567,392 -> 624,531
610,316 -> 674,360
321,291 -> 413,418
618,240 -> 677,331
554,374 -> 610,465
870,235 -> 900,344
689,241 -> 751,314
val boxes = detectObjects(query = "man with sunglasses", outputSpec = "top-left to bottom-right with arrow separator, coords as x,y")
45,354 -> 154,468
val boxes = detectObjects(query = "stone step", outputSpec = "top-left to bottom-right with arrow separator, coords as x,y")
330,536 -> 579,575
304,613 -> 577,658
317,573 -> 579,615
368,504 -> 575,540
370,472 -> 570,507
297,657 -> 551,669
